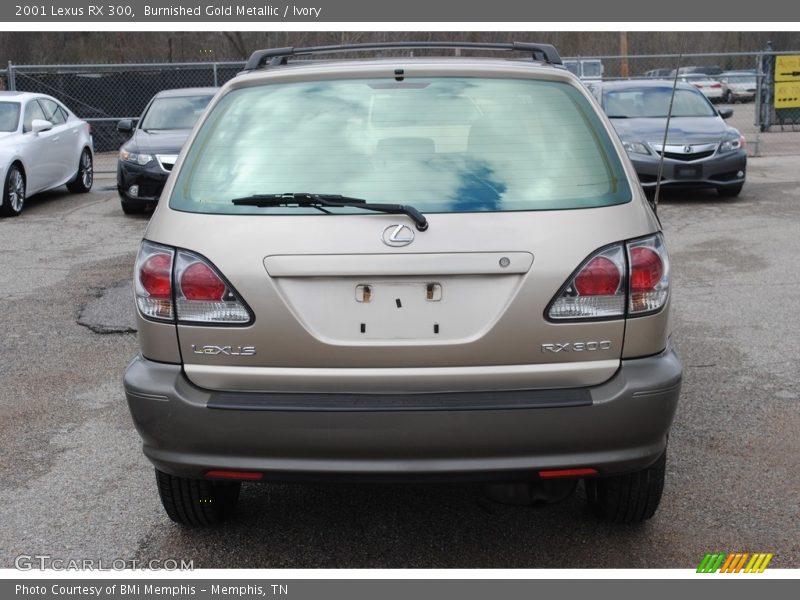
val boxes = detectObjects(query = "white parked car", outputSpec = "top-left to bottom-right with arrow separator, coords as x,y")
0,92 -> 94,217
718,71 -> 757,103
677,75 -> 725,103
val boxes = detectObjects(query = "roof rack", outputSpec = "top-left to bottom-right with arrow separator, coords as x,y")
242,41 -> 562,72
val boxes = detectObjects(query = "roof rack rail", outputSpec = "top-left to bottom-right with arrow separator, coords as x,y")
242,41 -> 562,72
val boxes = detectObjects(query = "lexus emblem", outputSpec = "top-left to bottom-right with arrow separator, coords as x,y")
684,145 -> 693,154
381,224 -> 415,247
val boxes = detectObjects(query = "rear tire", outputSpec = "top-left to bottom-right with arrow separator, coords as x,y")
66,148 -> 93,193
585,450 -> 666,523
155,469 -> 241,526
717,183 -> 744,197
0,164 -> 25,217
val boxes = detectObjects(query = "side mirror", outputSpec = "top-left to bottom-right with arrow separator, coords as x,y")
718,108 -> 734,120
117,119 -> 134,134
31,119 -> 53,134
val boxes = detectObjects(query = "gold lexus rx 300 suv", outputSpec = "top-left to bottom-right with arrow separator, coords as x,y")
124,42 -> 682,525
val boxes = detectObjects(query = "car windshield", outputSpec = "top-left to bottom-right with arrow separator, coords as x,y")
170,77 -> 630,215
604,88 -> 717,118
0,101 -> 21,132
139,95 -> 213,130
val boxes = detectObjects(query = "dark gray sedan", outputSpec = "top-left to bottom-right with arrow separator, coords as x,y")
117,87 -> 216,214
599,80 -> 747,197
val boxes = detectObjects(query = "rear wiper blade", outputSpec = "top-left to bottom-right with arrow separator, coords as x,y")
231,193 -> 429,231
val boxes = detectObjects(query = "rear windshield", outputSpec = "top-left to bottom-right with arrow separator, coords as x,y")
170,77 -> 631,215
140,95 -> 213,130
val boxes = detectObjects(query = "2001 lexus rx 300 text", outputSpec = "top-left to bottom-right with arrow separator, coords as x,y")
124,42 -> 682,526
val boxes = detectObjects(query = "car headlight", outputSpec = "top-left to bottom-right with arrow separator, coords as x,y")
119,149 -> 153,166
719,135 -> 746,153
622,141 -> 651,156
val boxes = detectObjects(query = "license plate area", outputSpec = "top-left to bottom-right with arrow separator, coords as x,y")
355,281 -> 444,339
269,273 -> 525,344
674,164 -> 703,179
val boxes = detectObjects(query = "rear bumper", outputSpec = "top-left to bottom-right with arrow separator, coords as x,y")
124,344 -> 682,482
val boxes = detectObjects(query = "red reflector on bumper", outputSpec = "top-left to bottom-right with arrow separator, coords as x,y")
206,470 -> 263,481
539,468 -> 598,479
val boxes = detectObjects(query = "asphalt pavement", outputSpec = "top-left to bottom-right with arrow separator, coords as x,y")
0,164 -> 797,568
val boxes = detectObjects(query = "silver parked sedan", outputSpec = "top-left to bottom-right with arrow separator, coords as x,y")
600,80 -> 747,197
0,91 -> 94,217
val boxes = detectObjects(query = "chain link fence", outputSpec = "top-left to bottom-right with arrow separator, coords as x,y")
1,50 -> 798,174
0,61 -> 245,171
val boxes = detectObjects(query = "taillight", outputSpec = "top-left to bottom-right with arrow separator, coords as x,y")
135,241 -> 174,320
174,250 -> 250,324
140,253 -> 172,298
548,245 -> 626,320
711,83 -> 722,88
627,235 -> 670,314
574,256 -> 621,296
134,241 -> 250,324
180,262 -> 226,301
547,233 -> 670,320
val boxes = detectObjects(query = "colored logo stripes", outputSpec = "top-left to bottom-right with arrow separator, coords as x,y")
697,552 -> 773,573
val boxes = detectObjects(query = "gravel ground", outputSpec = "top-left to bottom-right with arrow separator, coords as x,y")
0,164 -> 797,569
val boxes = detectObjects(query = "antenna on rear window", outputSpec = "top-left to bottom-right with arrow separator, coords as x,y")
652,55 -> 683,215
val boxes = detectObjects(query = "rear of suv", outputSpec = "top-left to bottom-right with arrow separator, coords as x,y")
124,42 -> 682,526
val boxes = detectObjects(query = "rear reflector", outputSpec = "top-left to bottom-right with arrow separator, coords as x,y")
206,470 -> 263,481
539,468 -> 598,479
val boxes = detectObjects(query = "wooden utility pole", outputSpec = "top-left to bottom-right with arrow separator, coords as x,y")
620,31 -> 629,78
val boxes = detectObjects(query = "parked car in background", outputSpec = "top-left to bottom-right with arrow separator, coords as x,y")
117,87 -> 216,214
717,70 -> 758,103
643,69 -> 674,78
563,58 -> 604,81
599,80 -> 747,197
0,92 -> 93,217
678,74 -> 725,102
676,65 -> 724,77
125,42 -> 681,527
